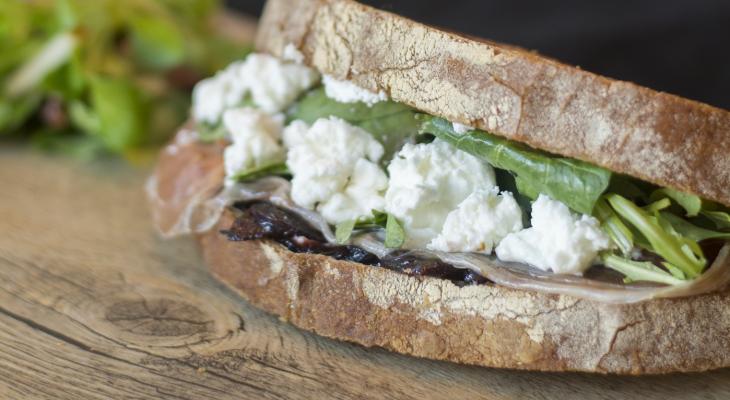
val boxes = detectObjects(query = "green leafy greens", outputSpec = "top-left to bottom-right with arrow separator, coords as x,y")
384,213 -> 406,248
334,210 -> 404,247
604,193 -> 706,279
419,116 -> 612,215
230,162 -> 289,183
600,254 -> 685,285
0,0 -> 251,157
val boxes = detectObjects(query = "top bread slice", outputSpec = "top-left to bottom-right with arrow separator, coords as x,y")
255,0 -> 730,207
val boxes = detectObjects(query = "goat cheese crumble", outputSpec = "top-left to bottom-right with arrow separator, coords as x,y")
192,53 -> 319,124
384,140 -> 496,248
429,188 -> 523,253
222,108 -> 285,181
495,194 -> 611,274
283,117 -> 388,224
281,43 -> 305,64
322,75 -> 388,106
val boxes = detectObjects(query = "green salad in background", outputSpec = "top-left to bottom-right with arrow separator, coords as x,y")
0,0 -> 251,159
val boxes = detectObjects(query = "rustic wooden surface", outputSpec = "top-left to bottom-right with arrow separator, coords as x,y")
1,147 -> 730,400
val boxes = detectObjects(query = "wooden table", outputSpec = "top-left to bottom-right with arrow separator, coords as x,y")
1,145 -> 729,399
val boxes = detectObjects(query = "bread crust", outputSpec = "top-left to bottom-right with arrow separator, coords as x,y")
256,0 -> 730,207
201,211 -> 730,374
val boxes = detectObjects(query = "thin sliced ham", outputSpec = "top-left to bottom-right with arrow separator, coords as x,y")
146,128 -> 227,237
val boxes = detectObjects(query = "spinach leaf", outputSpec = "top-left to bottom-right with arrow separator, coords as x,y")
420,116 -> 611,214
230,162 -> 289,182
287,87 -> 420,158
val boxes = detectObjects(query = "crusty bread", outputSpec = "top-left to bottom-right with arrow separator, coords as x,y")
171,0 -> 730,374
256,0 -> 730,207
200,215 -> 730,374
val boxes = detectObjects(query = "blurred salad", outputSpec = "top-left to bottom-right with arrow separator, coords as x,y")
0,0 -> 252,159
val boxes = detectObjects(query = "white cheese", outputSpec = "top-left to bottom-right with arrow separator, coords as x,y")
452,122 -> 474,134
318,158 -> 388,224
222,108 -> 285,181
384,140 -> 496,248
428,188 -> 523,253
495,194 -> 610,275
238,53 -> 320,113
191,53 -> 319,124
322,74 -> 388,106
191,61 -> 247,124
281,43 -> 305,64
283,117 -> 387,224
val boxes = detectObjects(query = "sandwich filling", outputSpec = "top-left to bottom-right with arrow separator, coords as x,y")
148,47 -> 730,303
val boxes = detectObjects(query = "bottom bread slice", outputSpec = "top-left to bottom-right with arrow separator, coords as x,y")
200,210 -> 730,374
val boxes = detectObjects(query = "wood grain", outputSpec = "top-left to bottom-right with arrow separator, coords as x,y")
1,148 -> 730,400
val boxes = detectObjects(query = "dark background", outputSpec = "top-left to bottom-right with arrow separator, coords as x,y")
227,0 -> 730,110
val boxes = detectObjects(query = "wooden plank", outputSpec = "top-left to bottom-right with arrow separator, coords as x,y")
1,146 -> 729,399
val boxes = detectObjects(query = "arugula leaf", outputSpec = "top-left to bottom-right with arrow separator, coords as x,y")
661,212 -> 730,241
230,162 -> 289,182
594,198 -> 634,256
287,87 -> 420,158
643,198 -> 672,214
701,210 -> 730,231
601,253 -> 685,285
88,76 -> 146,151
420,116 -> 612,214
335,220 -> 357,244
384,214 -> 406,248
650,188 -> 702,217
605,193 -> 706,278
334,210 -> 389,244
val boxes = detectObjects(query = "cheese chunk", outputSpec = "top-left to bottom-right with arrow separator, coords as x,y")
429,188 -> 523,253
283,117 -> 387,224
384,140 -> 496,248
192,53 -> 318,124
495,194 -> 610,274
322,75 -> 388,106
222,108 -> 285,181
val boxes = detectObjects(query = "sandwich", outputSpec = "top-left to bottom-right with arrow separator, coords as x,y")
147,0 -> 730,374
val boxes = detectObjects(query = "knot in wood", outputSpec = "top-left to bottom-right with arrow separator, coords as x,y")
105,298 -> 213,337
